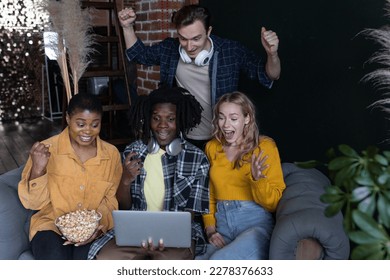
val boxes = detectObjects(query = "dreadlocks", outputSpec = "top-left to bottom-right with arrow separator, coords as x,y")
128,86 -> 203,144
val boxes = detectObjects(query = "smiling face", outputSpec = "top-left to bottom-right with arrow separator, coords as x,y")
217,102 -> 250,146
177,20 -> 212,60
150,103 -> 178,149
66,109 -> 101,148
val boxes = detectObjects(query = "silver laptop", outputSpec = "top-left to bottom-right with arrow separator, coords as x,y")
112,210 -> 192,248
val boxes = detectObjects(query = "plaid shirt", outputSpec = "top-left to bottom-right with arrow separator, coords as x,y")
126,34 -> 273,106
87,139 -> 210,259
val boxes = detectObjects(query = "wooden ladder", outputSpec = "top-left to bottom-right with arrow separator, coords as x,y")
80,0 -> 133,146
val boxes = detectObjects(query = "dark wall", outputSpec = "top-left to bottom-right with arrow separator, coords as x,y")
200,0 -> 389,162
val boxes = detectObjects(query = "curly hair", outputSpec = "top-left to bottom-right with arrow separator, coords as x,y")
128,86 -> 203,144
212,91 -> 260,169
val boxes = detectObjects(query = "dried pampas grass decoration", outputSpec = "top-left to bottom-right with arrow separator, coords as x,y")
40,0 -> 95,103
361,0 -> 390,116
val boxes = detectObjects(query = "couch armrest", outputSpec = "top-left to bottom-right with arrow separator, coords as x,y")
269,163 -> 350,260
0,166 -> 32,260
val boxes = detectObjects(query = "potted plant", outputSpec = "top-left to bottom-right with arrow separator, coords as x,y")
299,144 -> 390,259
316,0 -> 390,259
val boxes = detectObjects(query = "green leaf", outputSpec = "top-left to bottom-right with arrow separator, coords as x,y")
333,163 -> 360,187
364,146 -> 380,158
355,175 -> 375,187
324,201 -> 344,217
378,173 -> 390,185
338,144 -> 359,158
349,230 -> 381,244
320,193 -> 344,204
383,190 -> 390,201
323,185 -> 344,195
374,154 -> 389,166
351,186 -> 371,203
328,157 -> 358,171
357,194 -> 376,216
377,194 -> 390,228
320,186 -> 345,203
367,162 -> 385,177
351,243 -> 385,260
343,207 -> 354,232
352,210 -> 389,240
366,250 -> 387,260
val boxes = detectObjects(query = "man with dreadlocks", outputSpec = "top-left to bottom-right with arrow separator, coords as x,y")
87,86 -> 210,260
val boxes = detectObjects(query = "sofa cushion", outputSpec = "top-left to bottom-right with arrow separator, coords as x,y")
0,165 -> 25,191
269,163 -> 350,260
0,165 -> 32,260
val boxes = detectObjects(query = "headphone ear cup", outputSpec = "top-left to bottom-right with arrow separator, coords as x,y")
194,50 -> 210,66
166,138 -> 182,156
147,137 -> 160,154
194,37 -> 214,66
179,45 -> 192,64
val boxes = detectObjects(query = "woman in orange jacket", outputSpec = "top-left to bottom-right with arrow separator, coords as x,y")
18,93 -> 122,259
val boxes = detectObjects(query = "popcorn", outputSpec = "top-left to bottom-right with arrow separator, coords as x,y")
55,209 -> 101,243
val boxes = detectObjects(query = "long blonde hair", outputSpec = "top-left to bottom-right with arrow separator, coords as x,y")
212,92 -> 260,168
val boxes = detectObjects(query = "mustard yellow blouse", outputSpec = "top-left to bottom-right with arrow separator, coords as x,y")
18,127 -> 122,240
203,137 -> 286,228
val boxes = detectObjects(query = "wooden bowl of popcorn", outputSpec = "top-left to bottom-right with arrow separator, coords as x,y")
55,209 -> 102,243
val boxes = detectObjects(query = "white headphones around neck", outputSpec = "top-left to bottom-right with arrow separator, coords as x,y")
179,37 -> 214,66
147,133 -> 183,156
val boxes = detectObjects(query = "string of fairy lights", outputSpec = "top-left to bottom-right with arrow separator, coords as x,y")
0,0 -> 49,122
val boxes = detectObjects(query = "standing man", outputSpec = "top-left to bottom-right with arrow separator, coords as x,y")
118,4 -> 281,149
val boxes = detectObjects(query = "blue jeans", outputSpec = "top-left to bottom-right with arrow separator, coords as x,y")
197,200 -> 274,260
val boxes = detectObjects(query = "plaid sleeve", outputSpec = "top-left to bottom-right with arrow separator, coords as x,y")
125,38 -> 162,66
182,148 -> 210,214
125,38 -> 178,67
233,41 -> 273,88
87,229 -> 115,260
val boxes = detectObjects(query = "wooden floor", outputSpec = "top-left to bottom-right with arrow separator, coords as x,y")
0,118 -> 62,175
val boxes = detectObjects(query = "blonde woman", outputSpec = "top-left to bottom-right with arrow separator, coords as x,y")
199,91 -> 286,260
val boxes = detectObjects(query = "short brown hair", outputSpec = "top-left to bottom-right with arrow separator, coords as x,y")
172,5 -> 211,31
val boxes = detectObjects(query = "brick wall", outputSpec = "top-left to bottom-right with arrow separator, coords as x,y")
123,0 -> 199,95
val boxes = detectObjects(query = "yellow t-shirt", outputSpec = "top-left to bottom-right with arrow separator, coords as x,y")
144,149 -> 165,211
202,137 -> 286,228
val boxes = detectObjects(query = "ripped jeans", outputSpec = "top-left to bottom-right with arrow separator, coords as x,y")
196,200 -> 274,260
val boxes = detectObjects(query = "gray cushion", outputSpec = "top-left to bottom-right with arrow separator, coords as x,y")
269,163 -> 350,259
0,165 -> 32,260
0,165 -> 25,191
